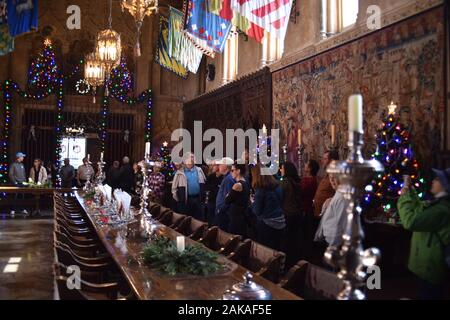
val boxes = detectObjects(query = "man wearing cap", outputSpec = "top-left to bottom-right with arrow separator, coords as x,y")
214,157 -> 235,230
397,169 -> 450,300
9,152 -> 27,185
171,152 -> 206,220
9,152 -> 28,215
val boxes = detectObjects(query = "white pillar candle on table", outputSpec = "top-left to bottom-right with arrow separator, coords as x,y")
297,129 -> 302,145
176,236 -> 185,252
348,94 -> 363,132
145,142 -> 151,158
100,152 -> 104,162
87,154 -> 90,162
262,124 -> 267,135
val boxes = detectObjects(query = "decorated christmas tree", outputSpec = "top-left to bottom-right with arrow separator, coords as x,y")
364,104 -> 425,218
159,141 -> 175,180
28,39 -> 60,92
107,58 -> 133,98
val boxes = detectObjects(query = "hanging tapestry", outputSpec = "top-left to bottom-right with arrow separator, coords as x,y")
7,0 -> 38,37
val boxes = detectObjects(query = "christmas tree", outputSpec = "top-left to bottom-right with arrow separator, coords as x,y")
364,104 -> 425,217
28,39 -> 60,92
107,58 -> 133,98
159,141 -> 175,180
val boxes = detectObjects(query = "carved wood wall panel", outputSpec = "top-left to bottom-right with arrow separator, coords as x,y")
183,67 -> 272,155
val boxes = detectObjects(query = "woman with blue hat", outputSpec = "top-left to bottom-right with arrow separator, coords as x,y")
397,168 -> 450,299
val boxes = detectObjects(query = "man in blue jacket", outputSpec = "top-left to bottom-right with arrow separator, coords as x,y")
214,157 -> 235,230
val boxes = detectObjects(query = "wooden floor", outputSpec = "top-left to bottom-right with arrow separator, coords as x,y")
0,212 -> 54,300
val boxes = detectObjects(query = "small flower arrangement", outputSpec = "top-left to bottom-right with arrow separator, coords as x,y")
23,178 -> 52,188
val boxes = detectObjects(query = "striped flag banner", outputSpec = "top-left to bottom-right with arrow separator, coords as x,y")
230,0 -> 293,41
155,16 -> 189,79
208,0 -> 264,42
168,6 -> 203,74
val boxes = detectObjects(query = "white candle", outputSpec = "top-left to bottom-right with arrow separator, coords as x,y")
100,152 -> 104,162
87,154 -> 90,162
176,236 -> 185,252
297,129 -> 302,145
331,124 -> 336,145
262,124 -> 267,135
145,142 -> 151,158
348,94 -> 363,132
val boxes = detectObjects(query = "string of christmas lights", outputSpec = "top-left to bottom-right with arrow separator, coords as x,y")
364,113 -> 425,216
159,142 -> 175,179
107,59 -> 133,98
27,40 -> 59,93
100,96 -> 108,153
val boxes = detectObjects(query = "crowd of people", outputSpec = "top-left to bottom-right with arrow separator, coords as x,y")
169,151 -> 338,271
7,148 -> 450,299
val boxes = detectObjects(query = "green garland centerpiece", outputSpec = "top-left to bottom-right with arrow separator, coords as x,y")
82,189 -> 96,201
142,235 -> 222,276
23,178 -> 52,188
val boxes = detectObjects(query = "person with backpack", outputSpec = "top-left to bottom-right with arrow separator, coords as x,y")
397,168 -> 450,300
280,161 -> 303,268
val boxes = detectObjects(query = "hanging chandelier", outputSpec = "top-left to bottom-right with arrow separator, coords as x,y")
84,52 -> 105,103
121,0 -> 158,57
96,0 -> 122,95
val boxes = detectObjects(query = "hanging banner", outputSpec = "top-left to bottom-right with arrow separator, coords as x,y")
183,0 -> 232,56
230,0 -> 293,42
168,6 -> 203,74
155,16 -> 189,79
208,0 -> 264,43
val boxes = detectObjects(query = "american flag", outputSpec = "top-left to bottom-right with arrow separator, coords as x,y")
230,0 -> 293,41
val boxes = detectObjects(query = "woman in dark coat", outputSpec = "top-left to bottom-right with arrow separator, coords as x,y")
225,163 -> 250,237
280,161 -> 303,268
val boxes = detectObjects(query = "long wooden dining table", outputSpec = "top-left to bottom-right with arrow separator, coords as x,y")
74,191 -> 301,300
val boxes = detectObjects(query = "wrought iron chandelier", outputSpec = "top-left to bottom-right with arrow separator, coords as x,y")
96,0 -> 122,95
84,52 -> 105,103
121,0 -> 158,57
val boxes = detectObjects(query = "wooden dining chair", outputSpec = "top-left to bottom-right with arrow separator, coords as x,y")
278,260 -> 345,299
227,239 -> 286,283
158,211 -> 187,229
199,227 -> 242,256
175,217 -> 208,241
54,230 -> 104,258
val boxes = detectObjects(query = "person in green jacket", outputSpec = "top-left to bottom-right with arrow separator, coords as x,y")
397,168 -> 450,300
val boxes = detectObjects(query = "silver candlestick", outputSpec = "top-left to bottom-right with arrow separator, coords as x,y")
282,144 -> 288,163
324,131 -> 384,300
297,145 -> 304,176
138,157 -> 155,224
95,160 -> 106,186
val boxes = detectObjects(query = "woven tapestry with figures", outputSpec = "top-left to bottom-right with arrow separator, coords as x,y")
273,6 -> 444,171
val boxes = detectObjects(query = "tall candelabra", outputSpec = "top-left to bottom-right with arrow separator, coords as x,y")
297,145 -> 304,176
282,144 -> 288,163
95,160 -> 106,186
138,157 -> 155,224
324,130 -> 384,300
